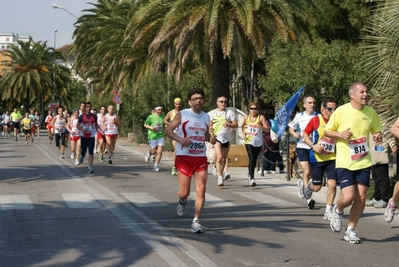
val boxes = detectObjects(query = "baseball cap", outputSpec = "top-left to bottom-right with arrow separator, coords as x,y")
174,97 -> 182,103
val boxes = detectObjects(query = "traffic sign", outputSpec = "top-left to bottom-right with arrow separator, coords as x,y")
113,93 -> 122,104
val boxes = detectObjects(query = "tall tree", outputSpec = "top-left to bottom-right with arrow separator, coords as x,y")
131,0 -> 311,108
362,0 -> 399,128
0,38 -> 70,114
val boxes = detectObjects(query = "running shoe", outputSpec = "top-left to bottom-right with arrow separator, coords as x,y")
373,199 -> 387,209
99,155 -> 104,162
330,205 -> 343,232
108,157 -> 113,164
60,153 -> 64,159
87,166 -> 94,173
177,201 -> 186,216
153,165 -> 160,172
217,176 -> 224,187
70,152 -> 75,160
212,165 -> 217,176
297,179 -> 304,199
344,228 -> 362,244
250,179 -> 256,187
31,138 -> 34,143
223,172 -> 230,180
365,198 -> 376,207
191,220 -> 204,234
144,152 -> 150,163
279,170 -> 285,173
323,208 -> 332,220
25,141 -> 28,144
15,136 -> 18,141
307,198 -> 315,209
74,159 -> 80,165
151,155 -> 156,162
171,166 -> 177,175
303,179 -> 313,200
78,155 -> 84,165
384,198 -> 397,223
95,149 -> 98,154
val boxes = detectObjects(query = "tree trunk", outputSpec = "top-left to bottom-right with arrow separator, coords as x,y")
210,41 -> 230,109
23,89 -> 30,114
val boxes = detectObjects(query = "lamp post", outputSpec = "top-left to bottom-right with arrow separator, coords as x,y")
52,29 -> 57,104
52,4 -> 78,19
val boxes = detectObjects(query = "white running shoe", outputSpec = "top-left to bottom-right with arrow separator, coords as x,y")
60,153 -> 64,159
212,165 -> 217,176
70,152 -> 75,160
74,159 -> 79,165
177,201 -> 186,216
223,172 -> 230,180
344,228 -> 361,244
303,179 -> 313,200
297,179 -> 304,199
217,176 -> 224,186
108,157 -> 113,164
191,220 -> 204,234
323,208 -> 333,220
144,152 -> 150,163
87,167 -> 94,173
153,165 -> 160,172
384,198 -> 397,223
330,205 -> 343,232
250,179 -> 256,187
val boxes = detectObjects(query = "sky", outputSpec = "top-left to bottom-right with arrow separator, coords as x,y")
2,0 -> 93,48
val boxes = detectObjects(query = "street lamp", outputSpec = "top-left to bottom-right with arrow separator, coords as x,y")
52,4 -> 78,19
52,29 -> 57,104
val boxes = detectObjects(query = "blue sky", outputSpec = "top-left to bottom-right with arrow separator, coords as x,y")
2,0 -> 92,48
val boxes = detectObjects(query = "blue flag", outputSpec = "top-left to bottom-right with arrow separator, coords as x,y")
275,85 -> 306,138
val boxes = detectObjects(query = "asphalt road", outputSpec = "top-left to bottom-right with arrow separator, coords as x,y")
0,133 -> 398,267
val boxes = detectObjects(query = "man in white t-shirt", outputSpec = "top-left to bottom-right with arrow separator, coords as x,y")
288,95 -> 317,204
210,96 -> 238,186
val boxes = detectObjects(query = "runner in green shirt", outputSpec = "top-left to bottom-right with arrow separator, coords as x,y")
10,108 -> 23,141
144,106 -> 166,171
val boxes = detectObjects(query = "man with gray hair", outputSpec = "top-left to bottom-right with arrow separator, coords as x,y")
325,82 -> 382,244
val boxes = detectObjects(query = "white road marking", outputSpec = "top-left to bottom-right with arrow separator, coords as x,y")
37,144 -> 218,267
235,192 -> 300,206
188,192 -> 236,207
62,193 -> 102,209
121,193 -> 168,207
0,195 -> 34,210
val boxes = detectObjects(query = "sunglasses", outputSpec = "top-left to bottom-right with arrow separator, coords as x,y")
325,107 -> 336,112
249,107 -> 258,110
219,100 -> 227,103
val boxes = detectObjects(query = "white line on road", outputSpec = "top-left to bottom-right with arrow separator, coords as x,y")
0,195 -> 34,210
37,144 -> 218,267
62,193 -> 102,209
121,193 -> 168,207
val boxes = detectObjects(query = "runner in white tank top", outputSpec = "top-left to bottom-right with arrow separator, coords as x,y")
104,105 -> 119,164
96,106 -> 107,161
66,109 -> 81,165
165,88 -> 217,234
51,107 -> 67,158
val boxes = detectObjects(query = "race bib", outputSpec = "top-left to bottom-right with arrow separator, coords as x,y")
154,123 -> 162,132
319,137 -> 335,154
246,124 -> 259,136
348,137 -> 369,161
188,136 -> 205,154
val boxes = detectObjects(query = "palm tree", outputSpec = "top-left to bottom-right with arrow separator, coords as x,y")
361,0 -> 399,127
131,0 -> 311,108
73,0 -> 145,98
0,38 -> 70,114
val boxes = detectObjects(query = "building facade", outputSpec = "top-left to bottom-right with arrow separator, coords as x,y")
0,33 -> 31,76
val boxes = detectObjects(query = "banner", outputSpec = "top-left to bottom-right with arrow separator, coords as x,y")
275,85 -> 306,138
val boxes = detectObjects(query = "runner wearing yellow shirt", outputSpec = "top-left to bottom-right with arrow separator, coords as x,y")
324,82 -> 382,244
21,112 -> 32,144
10,108 -> 23,141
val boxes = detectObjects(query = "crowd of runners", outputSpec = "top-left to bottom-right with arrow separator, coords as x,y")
2,83 -> 399,239
0,102 -> 120,174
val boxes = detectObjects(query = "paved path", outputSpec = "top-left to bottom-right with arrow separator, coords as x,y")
0,133 -> 398,266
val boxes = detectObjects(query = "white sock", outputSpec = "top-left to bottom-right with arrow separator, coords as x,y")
347,225 -> 354,232
326,205 -> 332,212
193,218 -> 199,223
